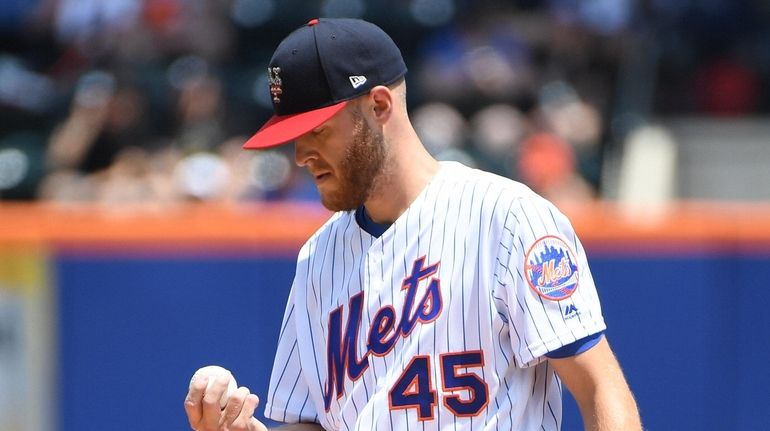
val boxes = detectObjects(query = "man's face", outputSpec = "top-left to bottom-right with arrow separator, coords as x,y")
294,103 -> 385,211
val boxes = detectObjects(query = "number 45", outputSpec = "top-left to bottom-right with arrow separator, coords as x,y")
388,350 -> 489,421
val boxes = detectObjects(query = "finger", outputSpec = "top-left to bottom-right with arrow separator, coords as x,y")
184,375 -> 209,428
231,394 -> 264,431
220,386 -> 249,427
202,374 -> 231,429
249,416 -> 269,431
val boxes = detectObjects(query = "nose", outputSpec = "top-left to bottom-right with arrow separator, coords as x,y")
294,136 -> 318,167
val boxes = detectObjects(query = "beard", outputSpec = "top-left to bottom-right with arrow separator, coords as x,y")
319,108 -> 386,212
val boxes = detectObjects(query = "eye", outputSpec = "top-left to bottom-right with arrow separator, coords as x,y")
312,126 -> 327,136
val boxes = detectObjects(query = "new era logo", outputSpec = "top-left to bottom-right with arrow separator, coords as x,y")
349,75 -> 367,89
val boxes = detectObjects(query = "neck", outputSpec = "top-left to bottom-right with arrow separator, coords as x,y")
363,126 -> 440,224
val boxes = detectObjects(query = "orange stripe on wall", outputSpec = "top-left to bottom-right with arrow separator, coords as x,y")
559,201 -> 770,250
1,202 -> 770,251
0,203 -> 330,250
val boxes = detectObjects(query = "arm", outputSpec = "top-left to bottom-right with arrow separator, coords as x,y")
549,336 -> 642,431
46,103 -> 108,170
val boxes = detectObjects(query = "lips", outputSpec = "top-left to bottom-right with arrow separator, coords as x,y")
309,163 -> 333,183
313,172 -> 331,183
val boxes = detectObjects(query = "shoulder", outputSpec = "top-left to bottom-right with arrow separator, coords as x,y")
296,210 -> 355,262
437,161 -> 531,197
435,161 -> 554,216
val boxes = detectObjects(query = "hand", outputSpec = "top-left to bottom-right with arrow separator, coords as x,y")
184,374 -> 268,431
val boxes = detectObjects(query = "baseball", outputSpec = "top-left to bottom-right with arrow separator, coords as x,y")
190,365 -> 238,409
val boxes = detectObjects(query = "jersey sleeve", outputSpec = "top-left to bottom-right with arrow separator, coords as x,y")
263,280 -> 319,424
493,195 -> 606,367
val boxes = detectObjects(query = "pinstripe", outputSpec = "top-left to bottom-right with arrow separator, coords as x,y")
306,237 -> 320,318
400,210 -> 408,365
297,392 -> 311,423
363,230 -> 384,431
326,221 -> 350,431
329,221 -> 339,311
303,237 -> 324,421
489,318 -> 503,431
545,375 -> 559,429
362,234 -> 377,431
270,339 -> 298,417
379,226 -> 396,428
304,304 -> 324,421
308,224 -> 339,428
451,180 -> 468,431
461,181 -> 477,350
363,232 -> 384,385
378,235 -> 394,431
437,177 -> 452,431
494,202 -> 536,361
513,265 -> 549,351
465,180 -> 478,430
353,228 -> 377,431
380,238 -> 384,284
415,178 -> 432,431
495,324 -> 516,425
346,216 -> 371,405
399,211 -> 411,431
493,286 -> 531,362
476,182 -> 493,425
282,354 -> 303,422
276,304 -> 295,347
315,224 -> 334,349
484,187 -> 506,431
341,217 -> 361,431
540,363 -> 549,428
289,245 -> 317,427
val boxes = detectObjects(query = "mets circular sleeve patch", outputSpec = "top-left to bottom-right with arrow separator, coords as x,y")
524,235 -> 579,300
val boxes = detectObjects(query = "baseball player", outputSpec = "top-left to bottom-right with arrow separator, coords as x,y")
184,18 -> 641,431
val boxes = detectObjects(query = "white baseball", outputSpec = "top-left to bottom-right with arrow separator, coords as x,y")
190,365 -> 238,409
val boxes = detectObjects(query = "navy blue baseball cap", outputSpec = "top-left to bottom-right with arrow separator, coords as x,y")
244,18 -> 407,149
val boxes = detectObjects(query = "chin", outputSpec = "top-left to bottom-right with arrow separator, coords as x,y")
319,190 -> 361,212
320,198 -> 356,212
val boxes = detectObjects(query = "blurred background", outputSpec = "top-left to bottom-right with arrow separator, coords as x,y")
1,0 -> 770,430
2,0 -> 770,204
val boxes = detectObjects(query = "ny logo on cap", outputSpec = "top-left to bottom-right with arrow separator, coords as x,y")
268,67 -> 283,103
349,75 -> 367,89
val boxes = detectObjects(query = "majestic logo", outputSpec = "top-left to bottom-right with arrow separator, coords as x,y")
268,67 -> 283,103
322,256 -> 443,411
349,75 -> 367,89
525,236 -> 579,301
564,304 -> 578,317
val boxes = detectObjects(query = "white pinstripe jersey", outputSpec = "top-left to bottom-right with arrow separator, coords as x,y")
265,161 -> 606,430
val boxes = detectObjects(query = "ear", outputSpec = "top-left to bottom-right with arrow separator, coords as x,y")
367,85 -> 394,125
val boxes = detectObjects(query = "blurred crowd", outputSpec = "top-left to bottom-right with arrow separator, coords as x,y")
1,0 -> 769,205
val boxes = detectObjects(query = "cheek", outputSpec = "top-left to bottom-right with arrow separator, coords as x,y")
325,138 -> 354,171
